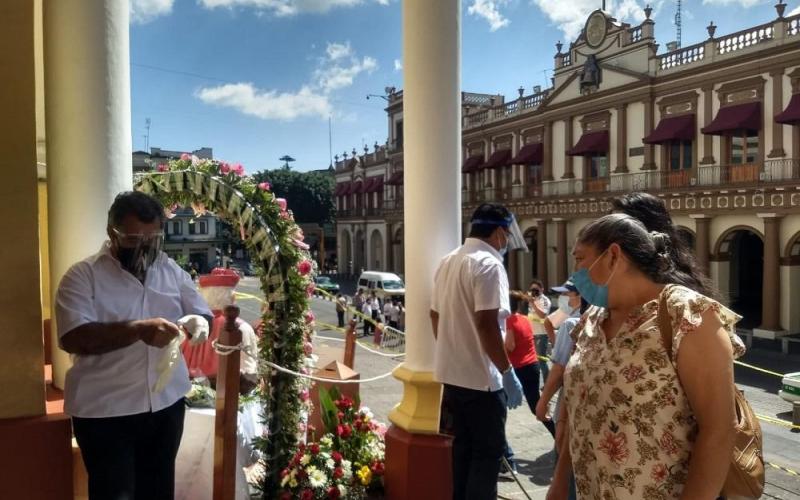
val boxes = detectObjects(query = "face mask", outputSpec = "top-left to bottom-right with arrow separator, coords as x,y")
498,229 -> 509,257
116,244 -> 157,278
570,249 -> 617,308
557,295 -> 573,314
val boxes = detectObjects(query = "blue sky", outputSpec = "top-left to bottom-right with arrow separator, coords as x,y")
130,0 -> 798,173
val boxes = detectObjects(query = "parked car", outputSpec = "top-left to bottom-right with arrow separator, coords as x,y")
779,372 -> 800,403
357,271 -> 405,301
313,276 -> 340,295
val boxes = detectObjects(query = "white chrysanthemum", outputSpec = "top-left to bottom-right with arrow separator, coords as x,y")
280,474 -> 290,487
326,458 -> 336,470
289,477 -> 298,488
359,407 -> 374,420
341,460 -> 353,479
308,467 -> 328,488
320,436 -> 333,447
338,484 -> 347,496
300,454 -> 311,466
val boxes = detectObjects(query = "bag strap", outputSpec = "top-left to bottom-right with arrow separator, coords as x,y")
657,286 -> 674,361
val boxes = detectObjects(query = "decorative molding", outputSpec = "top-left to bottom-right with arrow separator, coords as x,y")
580,110 -> 611,131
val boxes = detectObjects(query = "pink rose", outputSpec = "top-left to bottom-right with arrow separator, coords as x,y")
306,283 -> 316,297
300,388 -> 310,401
232,163 -> 245,176
276,198 -> 288,211
305,311 -> 315,324
220,162 -> 231,174
297,260 -> 312,276
303,341 -> 313,356
157,163 -> 168,172
258,182 -> 271,191
180,153 -> 191,161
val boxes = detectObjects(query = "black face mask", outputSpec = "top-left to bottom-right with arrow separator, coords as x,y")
116,245 -> 154,278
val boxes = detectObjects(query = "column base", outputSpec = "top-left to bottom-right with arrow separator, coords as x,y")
384,425 -> 453,500
641,162 -> 658,170
753,328 -> 789,340
767,148 -> 787,158
700,156 -> 716,165
388,365 -> 442,433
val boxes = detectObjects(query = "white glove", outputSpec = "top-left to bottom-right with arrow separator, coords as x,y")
153,330 -> 186,393
178,314 -> 210,345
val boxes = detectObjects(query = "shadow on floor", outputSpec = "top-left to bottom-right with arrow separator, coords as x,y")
507,449 -> 556,487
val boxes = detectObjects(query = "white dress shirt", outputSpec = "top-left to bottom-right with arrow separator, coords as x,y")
431,238 -> 510,392
56,242 -> 212,418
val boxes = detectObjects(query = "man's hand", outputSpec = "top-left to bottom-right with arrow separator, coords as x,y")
502,369 -> 523,409
177,314 -> 210,345
136,318 -> 181,348
535,398 -> 552,423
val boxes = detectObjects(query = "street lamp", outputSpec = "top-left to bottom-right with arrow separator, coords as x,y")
279,155 -> 295,169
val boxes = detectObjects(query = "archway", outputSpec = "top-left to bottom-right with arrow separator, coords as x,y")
135,157 -> 312,495
354,229 -> 366,273
392,225 -> 405,275
340,228 -> 352,275
370,229 -> 384,270
715,227 -> 764,329
783,232 -> 800,334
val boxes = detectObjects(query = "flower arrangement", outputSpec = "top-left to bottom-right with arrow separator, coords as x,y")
135,155 -> 316,496
279,387 -> 386,499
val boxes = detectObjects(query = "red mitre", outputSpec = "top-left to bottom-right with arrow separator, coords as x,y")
198,267 -> 241,288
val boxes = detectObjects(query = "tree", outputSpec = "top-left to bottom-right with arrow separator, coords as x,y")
252,168 -> 335,225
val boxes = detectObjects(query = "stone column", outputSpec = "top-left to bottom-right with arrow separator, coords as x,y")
643,97 -> 656,169
508,250 -> 520,290
768,68 -> 786,158
555,219 -> 568,285
563,117 -> 575,178
385,1 -> 459,498
45,0 -> 133,388
757,214 -> 783,334
536,219 -> 549,286
700,85 -> 715,165
543,122 -> 554,181
691,215 -> 712,276
615,104 -> 628,173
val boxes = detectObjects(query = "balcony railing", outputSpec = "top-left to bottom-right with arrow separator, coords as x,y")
628,26 -> 643,44
789,15 -> 800,36
464,89 -> 549,129
658,43 -> 704,70
383,199 -> 403,211
562,52 -> 572,66
716,23 -> 774,55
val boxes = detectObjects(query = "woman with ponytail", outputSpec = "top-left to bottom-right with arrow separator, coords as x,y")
547,213 -> 746,500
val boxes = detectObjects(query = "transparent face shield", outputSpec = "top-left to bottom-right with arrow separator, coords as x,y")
111,227 -> 165,277
504,215 -> 527,251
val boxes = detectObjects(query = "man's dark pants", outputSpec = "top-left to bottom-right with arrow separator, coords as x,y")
337,310 -> 345,327
535,335 -> 550,382
444,384 -> 507,500
72,399 -> 185,500
514,361 -> 556,437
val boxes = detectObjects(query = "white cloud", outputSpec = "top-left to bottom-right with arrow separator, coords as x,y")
196,83 -> 332,120
531,0 -> 662,41
701,0 -> 764,7
394,59 -> 402,71
196,41 -> 376,121
130,0 -> 174,23
468,0 -> 510,31
787,5 -> 800,16
198,0 -> 388,16
326,42 -> 353,61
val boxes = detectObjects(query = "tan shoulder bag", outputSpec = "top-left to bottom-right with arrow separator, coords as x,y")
658,291 -> 765,498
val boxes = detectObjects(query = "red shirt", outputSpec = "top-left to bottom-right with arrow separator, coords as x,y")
506,313 -> 538,368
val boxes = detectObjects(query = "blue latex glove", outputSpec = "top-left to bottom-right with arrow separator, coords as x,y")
502,369 -> 523,409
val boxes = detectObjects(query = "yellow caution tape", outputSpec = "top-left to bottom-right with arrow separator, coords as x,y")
767,461 -> 800,477
733,360 -> 785,379
755,413 -> 800,430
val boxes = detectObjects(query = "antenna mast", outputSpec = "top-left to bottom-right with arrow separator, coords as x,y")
675,0 -> 682,48
144,117 -> 151,151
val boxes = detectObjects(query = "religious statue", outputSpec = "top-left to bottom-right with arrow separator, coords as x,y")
579,54 -> 602,94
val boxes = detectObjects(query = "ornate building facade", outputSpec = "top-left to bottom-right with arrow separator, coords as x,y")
334,5 -> 800,338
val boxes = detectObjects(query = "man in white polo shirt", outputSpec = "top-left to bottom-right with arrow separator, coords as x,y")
431,203 -> 526,499
56,191 -> 213,500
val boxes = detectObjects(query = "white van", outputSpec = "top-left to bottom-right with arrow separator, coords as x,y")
357,271 -> 406,300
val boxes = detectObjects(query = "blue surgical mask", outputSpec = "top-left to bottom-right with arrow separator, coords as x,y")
570,250 -> 616,308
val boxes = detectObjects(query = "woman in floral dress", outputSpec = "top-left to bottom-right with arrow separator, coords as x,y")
548,213 -> 745,500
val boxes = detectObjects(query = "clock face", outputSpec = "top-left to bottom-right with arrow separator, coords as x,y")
585,12 -> 606,48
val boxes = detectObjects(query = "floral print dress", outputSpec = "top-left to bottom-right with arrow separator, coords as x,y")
563,285 -> 745,500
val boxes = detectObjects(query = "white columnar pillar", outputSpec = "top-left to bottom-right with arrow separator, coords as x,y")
44,0 -> 133,388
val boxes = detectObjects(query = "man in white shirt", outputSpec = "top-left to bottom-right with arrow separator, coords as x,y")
388,299 -> 401,329
430,203 -> 526,500
56,191 -> 213,500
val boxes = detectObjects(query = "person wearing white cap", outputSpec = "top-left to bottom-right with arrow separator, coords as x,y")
56,191 -> 213,500
431,203 -> 527,500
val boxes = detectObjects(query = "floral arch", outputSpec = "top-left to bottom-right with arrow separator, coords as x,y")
135,156 -> 314,495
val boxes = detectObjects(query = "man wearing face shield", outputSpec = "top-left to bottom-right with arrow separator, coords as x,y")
55,191 -> 213,500
430,203 -> 527,499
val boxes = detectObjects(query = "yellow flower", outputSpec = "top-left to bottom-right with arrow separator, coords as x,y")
356,465 -> 372,486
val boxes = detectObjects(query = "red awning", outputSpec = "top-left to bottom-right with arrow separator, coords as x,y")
385,171 -> 404,185
481,149 -> 512,169
567,131 -> 609,156
776,94 -> 800,125
346,181 -> 363,195
701,102 -> 761,135
462,155 -> 484,173
643,114 -> 695,144
365,177 -> 384,193
508,143 -> 543,165
335,182 -> 350,196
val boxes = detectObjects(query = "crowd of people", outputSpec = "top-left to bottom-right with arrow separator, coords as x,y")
431,194 -> 747,500
334,289 -> 405,337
